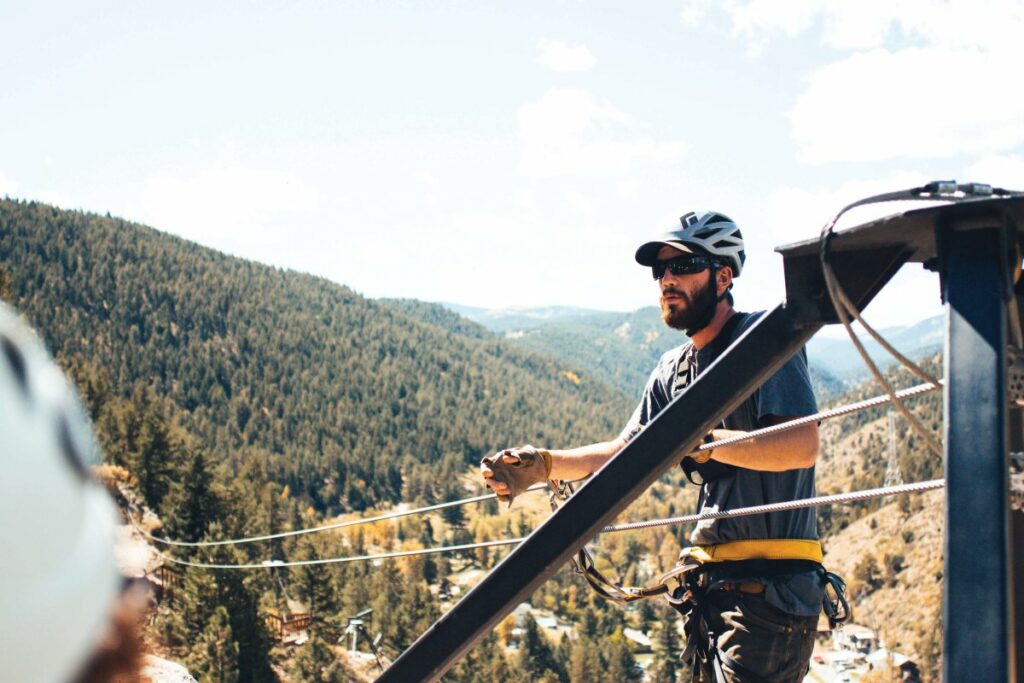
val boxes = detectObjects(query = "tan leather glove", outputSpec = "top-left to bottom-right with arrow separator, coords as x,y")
480,445 -> 552,508
687,432 -> 716,464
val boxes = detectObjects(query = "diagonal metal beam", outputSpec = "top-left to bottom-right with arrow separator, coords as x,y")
377,305 -> 819,682
378,210 -> 921,681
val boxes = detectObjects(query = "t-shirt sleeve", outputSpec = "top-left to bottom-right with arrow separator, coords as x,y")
755,347 -> 818,424
619,359 -> 671,443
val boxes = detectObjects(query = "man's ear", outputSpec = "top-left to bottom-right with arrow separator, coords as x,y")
716,266 -> 733,296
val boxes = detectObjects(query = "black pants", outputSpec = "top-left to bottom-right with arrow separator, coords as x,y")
688,590 -> 818,683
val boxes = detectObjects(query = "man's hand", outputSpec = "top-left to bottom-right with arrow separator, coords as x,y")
685,431 -> 716,464
480,445 -> 552,508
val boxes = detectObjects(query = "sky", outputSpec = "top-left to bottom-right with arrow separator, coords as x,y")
3,0 -> 1023,328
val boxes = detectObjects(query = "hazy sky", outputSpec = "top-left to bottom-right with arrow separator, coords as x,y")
3,1 -> 1022,327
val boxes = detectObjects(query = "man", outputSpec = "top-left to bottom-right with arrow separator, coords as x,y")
481,212 -> 825,682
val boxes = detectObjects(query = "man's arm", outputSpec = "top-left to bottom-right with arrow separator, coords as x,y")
480,437 -> 626,499
548,438 -> 627,480
706,416 -> 818,472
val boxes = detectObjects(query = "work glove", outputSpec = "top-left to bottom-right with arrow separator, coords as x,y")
480,445 -> 552,508
687,432 -> 716,464
680,432 -> 735,485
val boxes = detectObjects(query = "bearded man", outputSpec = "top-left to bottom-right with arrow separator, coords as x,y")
482,212 -> 826,683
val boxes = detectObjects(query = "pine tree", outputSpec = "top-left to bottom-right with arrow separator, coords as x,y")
161,447 -> 219,546
0,264 -> 12,302
292,536 -> 340,640
516,614 -> 564,681
650,603 -> 682,683
604,630 -> 642,683
134,393 -> 177,510
291,632 -> 349,683
185,527 -> 276,682
188,606 -> 240,683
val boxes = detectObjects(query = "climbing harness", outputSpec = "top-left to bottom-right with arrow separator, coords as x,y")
548,481 -> 668,604
663,553 -> 849,681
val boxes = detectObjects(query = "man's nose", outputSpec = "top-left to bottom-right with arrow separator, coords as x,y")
659,270 -> 683,287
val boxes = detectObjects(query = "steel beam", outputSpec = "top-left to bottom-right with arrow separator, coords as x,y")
378,229 -> 911,682
941,220 -> 1012,682
378,305 -> 819,682
1008,274 -> 1024,683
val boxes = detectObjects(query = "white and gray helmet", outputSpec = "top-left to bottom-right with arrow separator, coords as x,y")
0,302 -> 120,683
635,211 -> 746,277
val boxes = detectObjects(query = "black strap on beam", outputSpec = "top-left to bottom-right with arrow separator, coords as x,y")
940,216 -> 1014,682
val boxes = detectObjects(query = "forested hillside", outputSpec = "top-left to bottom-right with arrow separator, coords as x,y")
0,199 -> 946,681
0,199 -> 630,514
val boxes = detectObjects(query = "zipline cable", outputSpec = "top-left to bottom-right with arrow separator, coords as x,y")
131,483 -> 549,548
603,478 -> 944,533
151,478 -> 945,570
692,380 -> 938,453
133,382 -> 941,549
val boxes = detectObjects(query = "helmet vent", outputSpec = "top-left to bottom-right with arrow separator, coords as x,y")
58,413 -> 90,482
1,334 -> 28,397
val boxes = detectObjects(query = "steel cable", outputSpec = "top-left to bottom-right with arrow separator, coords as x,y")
150,478 -> 945,570
132,484 -> 549,547
132,382 -> 941,549
602,478 -> 944,533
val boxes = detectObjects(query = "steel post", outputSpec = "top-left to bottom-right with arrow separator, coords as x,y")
941,221 -> 1012,681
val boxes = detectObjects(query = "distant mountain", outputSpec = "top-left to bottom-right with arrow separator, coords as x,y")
806,316 -> 944,380
440,303 -> 617,334
436,304 -> 674,398
441,303 -> 928,401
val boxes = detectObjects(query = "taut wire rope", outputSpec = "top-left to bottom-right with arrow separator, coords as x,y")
132,382 -> 940,549
150,478 -> 945,571
131,484 -> 550,547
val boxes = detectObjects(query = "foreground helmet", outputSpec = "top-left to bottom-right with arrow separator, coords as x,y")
635,211 -> 746,277
0,302 -> 120,683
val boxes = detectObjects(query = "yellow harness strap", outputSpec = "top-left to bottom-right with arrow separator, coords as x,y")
685,538 -> 823,564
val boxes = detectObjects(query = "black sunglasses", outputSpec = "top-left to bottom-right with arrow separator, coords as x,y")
651,255 -> 718,280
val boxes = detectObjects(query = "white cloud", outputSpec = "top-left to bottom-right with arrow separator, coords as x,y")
138,167 -> 320,250
0,171 -> 20,197
517,88 -> 687,178
0,172 -> 78,208
721,0 -> 1024,51
753,172 -> 947,327
762,171 -> 937,245
680,0 -> 718,28
535,40 -> 596,73
966,155 -> 1024,189
690,0 -> 1024,163
791,46 -> 1024,163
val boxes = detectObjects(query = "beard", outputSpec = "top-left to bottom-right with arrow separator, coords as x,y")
661,273 -> 717,333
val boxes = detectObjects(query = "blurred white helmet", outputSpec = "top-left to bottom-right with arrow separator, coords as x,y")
0,302 -> 120,683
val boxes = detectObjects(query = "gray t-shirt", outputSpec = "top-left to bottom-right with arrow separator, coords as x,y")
620,311 -> 823,616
